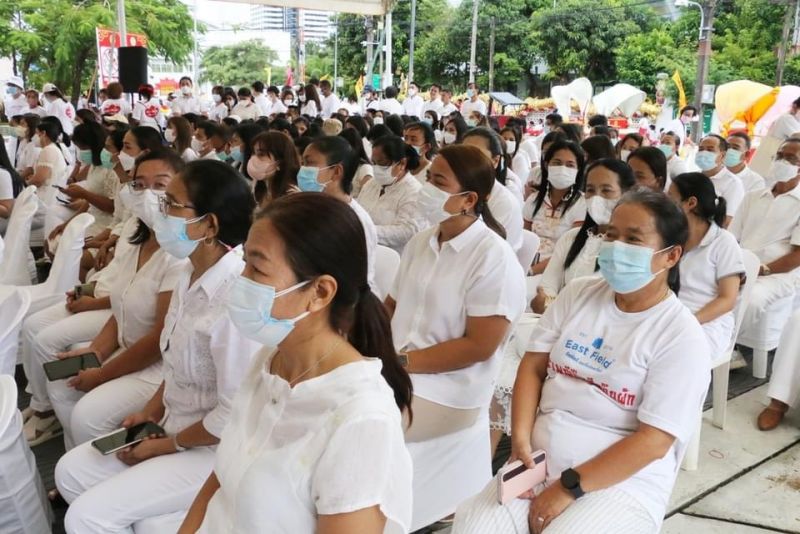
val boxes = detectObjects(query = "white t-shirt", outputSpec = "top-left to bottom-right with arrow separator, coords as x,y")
519,137 -> 540,166
504,168 -> 525,207
667,155 -> 689,180
352,163 -> 374,198
538,226 -> 603,298
511,151 -> 532,185
706,167 -> 745,218
43,99 -> 75,135
460,98 -> 487,118
359,174 -> 424,255
380,98 -> 403,116
0,169 -> 13,201
732,166 -> 765,193
181,148 -> 199,163
440,102 -> 458,116
231,101 -> 260,121
132,99 -> 164,129
526,276 -> 710,528
402,94 -> 425,119
523,191 -> 587,259
34,143 -> 68,199
208,103 -> 229,122
300,100 -> 319,117
488,179 -> 524,253
321,93 -> 341,118
100,98 -> 132,117
253,93 -> 270,117
423,98 -> 444,117
5,94 -> 27,118
199,348 -> 412,534
679,223 -> 745,356
729,186 -> 800,266
16,140 -> 40,173
349,198 -> 378,294
171,95 -> 201,116
390,218 -> 526,409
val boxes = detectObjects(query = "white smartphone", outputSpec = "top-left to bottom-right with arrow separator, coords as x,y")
497,450 -> 547,505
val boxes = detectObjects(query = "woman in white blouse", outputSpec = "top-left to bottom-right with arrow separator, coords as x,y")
300,83 -> 321,118
340,128 -> 374,197
27,118 -> 69,196
358,135 -> 424,254
0,137 -> 23,235
166,117 -> 199,163
403,121 -> 437,184
385,144 -> 526,529
45,149 -> 188,450
668,172 -> 744,356
15,114 -> 41,181
207,86 -> 229,123
533,159 -> 636,313
178,192 -> 413,534
454,189 -> 710,534
55,160 -> 259,533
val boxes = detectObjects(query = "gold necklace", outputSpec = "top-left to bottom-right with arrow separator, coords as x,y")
275,338 -> 345,387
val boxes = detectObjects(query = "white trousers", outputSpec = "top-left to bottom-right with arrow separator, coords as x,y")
768,308 -> 800,408
452,478 -> 657,534
737,273 -> 797,349
22,303 -> 111,412
46,369 -> 159,450
56,439 -> 215,534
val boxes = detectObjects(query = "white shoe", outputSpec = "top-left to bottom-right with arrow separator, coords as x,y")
23,414 -> 62,447
730,349 -> 748,370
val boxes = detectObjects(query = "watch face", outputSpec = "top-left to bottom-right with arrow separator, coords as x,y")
562,468 -> 579,488
398,353 -> 409,367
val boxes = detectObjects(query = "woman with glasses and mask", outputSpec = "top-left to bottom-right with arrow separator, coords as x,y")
44,150 -> 188,453
453,189 -> 710,534
55,160 -> 260,534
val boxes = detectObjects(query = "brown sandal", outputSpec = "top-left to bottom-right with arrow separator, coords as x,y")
757,405 -> 787,431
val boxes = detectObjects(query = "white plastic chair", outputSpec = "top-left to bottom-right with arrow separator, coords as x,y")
682,249 -> 760,471
374,245 -> 401,301
0,288 -> 31,376
0,375 -> 52,533
1,212 -> 94,319
0,187 -> 38,286
516,229 -> 540,271
0,233 -> 4,264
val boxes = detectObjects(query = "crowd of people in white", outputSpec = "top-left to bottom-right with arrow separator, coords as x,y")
1,72 -> 800,534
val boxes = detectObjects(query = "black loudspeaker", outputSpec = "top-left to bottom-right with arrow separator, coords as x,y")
118,47 -> 148,93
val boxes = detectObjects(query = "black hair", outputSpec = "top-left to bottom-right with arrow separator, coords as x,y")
531,140 -> 586,219
558,123 -> 583,144
463,127 -> 508,185
500,126 -> 521,158
234,123 -> 266,178
545,113 -> 563,125
564,158 -> 636,269
180,160 -> 255,247
252,81 -> 265,93
372,135 -> 420,170
179,76 -> 193,86
71,122 -> 107,166
628,147 -> 668,190
76,109 -> 99,124
671,172 -> 727,227
423,110 -> 440,130
308,136 -> 360,195
588,114 -> 608,127
20,114 -> 40,142
38,116 -> 71,147
445,114 -> 468,143
182,113 -> 201,129
704,134 -> 729,152
728,131 -> 751,150
366,124 -> 393,142
385,86 -> 399,99
403,121 -> 438,160
270,117 -> 298,139
109,129 -> 127,152
338,128 -> 370,165
257,193 -> 413,414
0,135 -> 24,197
617,188 -> 689,293
198,120 -> 229,142
384,114 -> 405,137
591,125 -> 612,138
680,105 -> 698,116
346,115 -> 369,139
129,149 -> 186,245
662,130 -> 681,149
581,135 -> 617,163
129,126 -> 163,153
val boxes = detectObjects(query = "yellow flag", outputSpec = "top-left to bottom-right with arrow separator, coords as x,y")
672,70 -> 687,111
355,73 -> 364,97
266,67 -> 272,87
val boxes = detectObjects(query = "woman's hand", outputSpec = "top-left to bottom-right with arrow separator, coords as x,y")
48,223 -> 66,241
66,295 -> 101,314
67,367 -> 105,392
117,436 -> 173,466
55,345 -> 100,360
510,436 -> 535,469
121,410 -> 158,429
95,242 -> 116,270
528,484 -> 575,534
68,198 -> 89,212
62,183 -> 87,200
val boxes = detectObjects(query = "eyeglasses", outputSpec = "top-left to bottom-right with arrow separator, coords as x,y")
158,194 -> 196,216
127,180 -> 168,193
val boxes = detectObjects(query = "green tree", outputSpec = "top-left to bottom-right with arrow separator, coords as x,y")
616,27 -> 696,96
200,40 -> 278,86
304,41 -> 334,82
0,0 -> 196,104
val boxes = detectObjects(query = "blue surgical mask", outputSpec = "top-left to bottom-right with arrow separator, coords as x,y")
412,145 -> 424,156
695,151 -> 718,171
466,89 -> 475,98
153,213 -> 206,259
724,148 -> 743,167
78,149 -> 94,166
657,144 -> 673,158
100,149 -> 114,169
230,146 -> 243,163
297,165 -> 333,192
6,86 -> 17,96
466,118 -> 477,127
422,117 -> 433,125
598,241 -> 672,294
227,276 -> 310,346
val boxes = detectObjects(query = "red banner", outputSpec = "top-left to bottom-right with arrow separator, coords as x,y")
96,28 -> 148,88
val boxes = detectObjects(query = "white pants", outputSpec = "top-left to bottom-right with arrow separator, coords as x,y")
768,308 -> 800,408
56,439 -> 215,534
452,479 -> 657,534
23,303 -> 111,412
47,369 -> 159,449
737,273 -> 797,349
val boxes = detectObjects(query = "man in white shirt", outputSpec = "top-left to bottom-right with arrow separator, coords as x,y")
663,105 -> 697,148
726,132 -> 765,192
423,84 -> 443,117
4,76 -> 27,119
319,80 -> 341,119
730,139 -> 800,353
439,88 -> 458,117
402,82 -> 425,119
460,82 -> 487,118
380,86 -> 403,116
265,85 -> 287,117
695,134 -> 745,228
660,132 -> 689,181
170,76 -> 201,116
252,81 -> 270,117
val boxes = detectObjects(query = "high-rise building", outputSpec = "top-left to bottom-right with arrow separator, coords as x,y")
251,5 -> 332,43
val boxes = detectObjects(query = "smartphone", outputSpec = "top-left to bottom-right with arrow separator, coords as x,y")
43,352 -> 101,381
73,283 -> 95,299
91,422 -> 166,455
56,196 -> 70,206
497,450 -> 547,505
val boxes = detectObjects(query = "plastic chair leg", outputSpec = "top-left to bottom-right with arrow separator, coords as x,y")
753,349 -> 768,379
712,361 -> 729,429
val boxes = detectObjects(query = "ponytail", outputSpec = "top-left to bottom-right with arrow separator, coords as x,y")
350,290 -> 413,418
672,172 -> 726,227
475,200 -> 506,240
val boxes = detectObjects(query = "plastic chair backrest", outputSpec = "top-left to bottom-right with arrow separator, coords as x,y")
725,248 -> 761,355
0,233 -> 4,265
516,230 -> 540,270
38,212 -> 94,296
0,288 -> 31,376
0,375 -> 16,449
0,187 -> 38,286
374,245 -> 401,301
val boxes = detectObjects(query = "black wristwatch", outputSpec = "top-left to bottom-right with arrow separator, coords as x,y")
397,352 -> 409,368
560,468 -> 585,499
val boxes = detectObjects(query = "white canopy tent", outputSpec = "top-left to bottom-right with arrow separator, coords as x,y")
592,83 -> 646,118
550,78 -> 593,119
214,0 -> 393,16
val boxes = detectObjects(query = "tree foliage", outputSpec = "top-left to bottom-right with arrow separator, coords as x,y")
200,40 -> 278,86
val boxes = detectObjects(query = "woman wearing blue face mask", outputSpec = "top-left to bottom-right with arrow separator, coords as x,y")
178,193 -> 414,534
402,121 -> 438,184
453,188 -> 710,534
300,136 -> 378,291
55,159 -> 259,534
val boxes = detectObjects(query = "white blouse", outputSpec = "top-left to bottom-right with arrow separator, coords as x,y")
523,191 -> 586,259
538,226 -> 603,298
199,348 -> 412,534
358,174 -> 424,254
78,165 -> 119,234
390,218 -> 526,409
208,103 -> 229,122
159,251 -> 260,437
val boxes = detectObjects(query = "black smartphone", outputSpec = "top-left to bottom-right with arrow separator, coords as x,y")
43,352 -> 101,381
56,196 -> 70,206
73,283 -> 95,299
91,422 -> 166,455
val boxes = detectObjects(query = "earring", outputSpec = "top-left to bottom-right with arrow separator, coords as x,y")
204,236 -> 216,246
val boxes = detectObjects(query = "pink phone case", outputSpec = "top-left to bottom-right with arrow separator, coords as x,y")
497,450 -> 547,505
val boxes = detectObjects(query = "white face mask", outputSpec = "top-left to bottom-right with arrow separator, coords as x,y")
373,117 -> 384,125
299,94 -> 307,103
586,195 -> 618,226
180,85 -> 192,96
443,131 -> 456,145
128,189 -> 164,228
118,151 -> 136,172
283,99 -> 293,106
768,159 -> 799,184
418,182 -> 469,225
505,140 -> 517,154
191,137 -> 204,153
164,129 -> 176,143
547,165 -> 578,190
212,94 -> 222,104
372,165 -> 397,186
620,149 -> 632,161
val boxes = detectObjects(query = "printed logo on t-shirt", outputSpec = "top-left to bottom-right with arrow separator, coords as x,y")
144,104 -> 158,118
104,104 -> 121,115
65,106 -> 74,119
